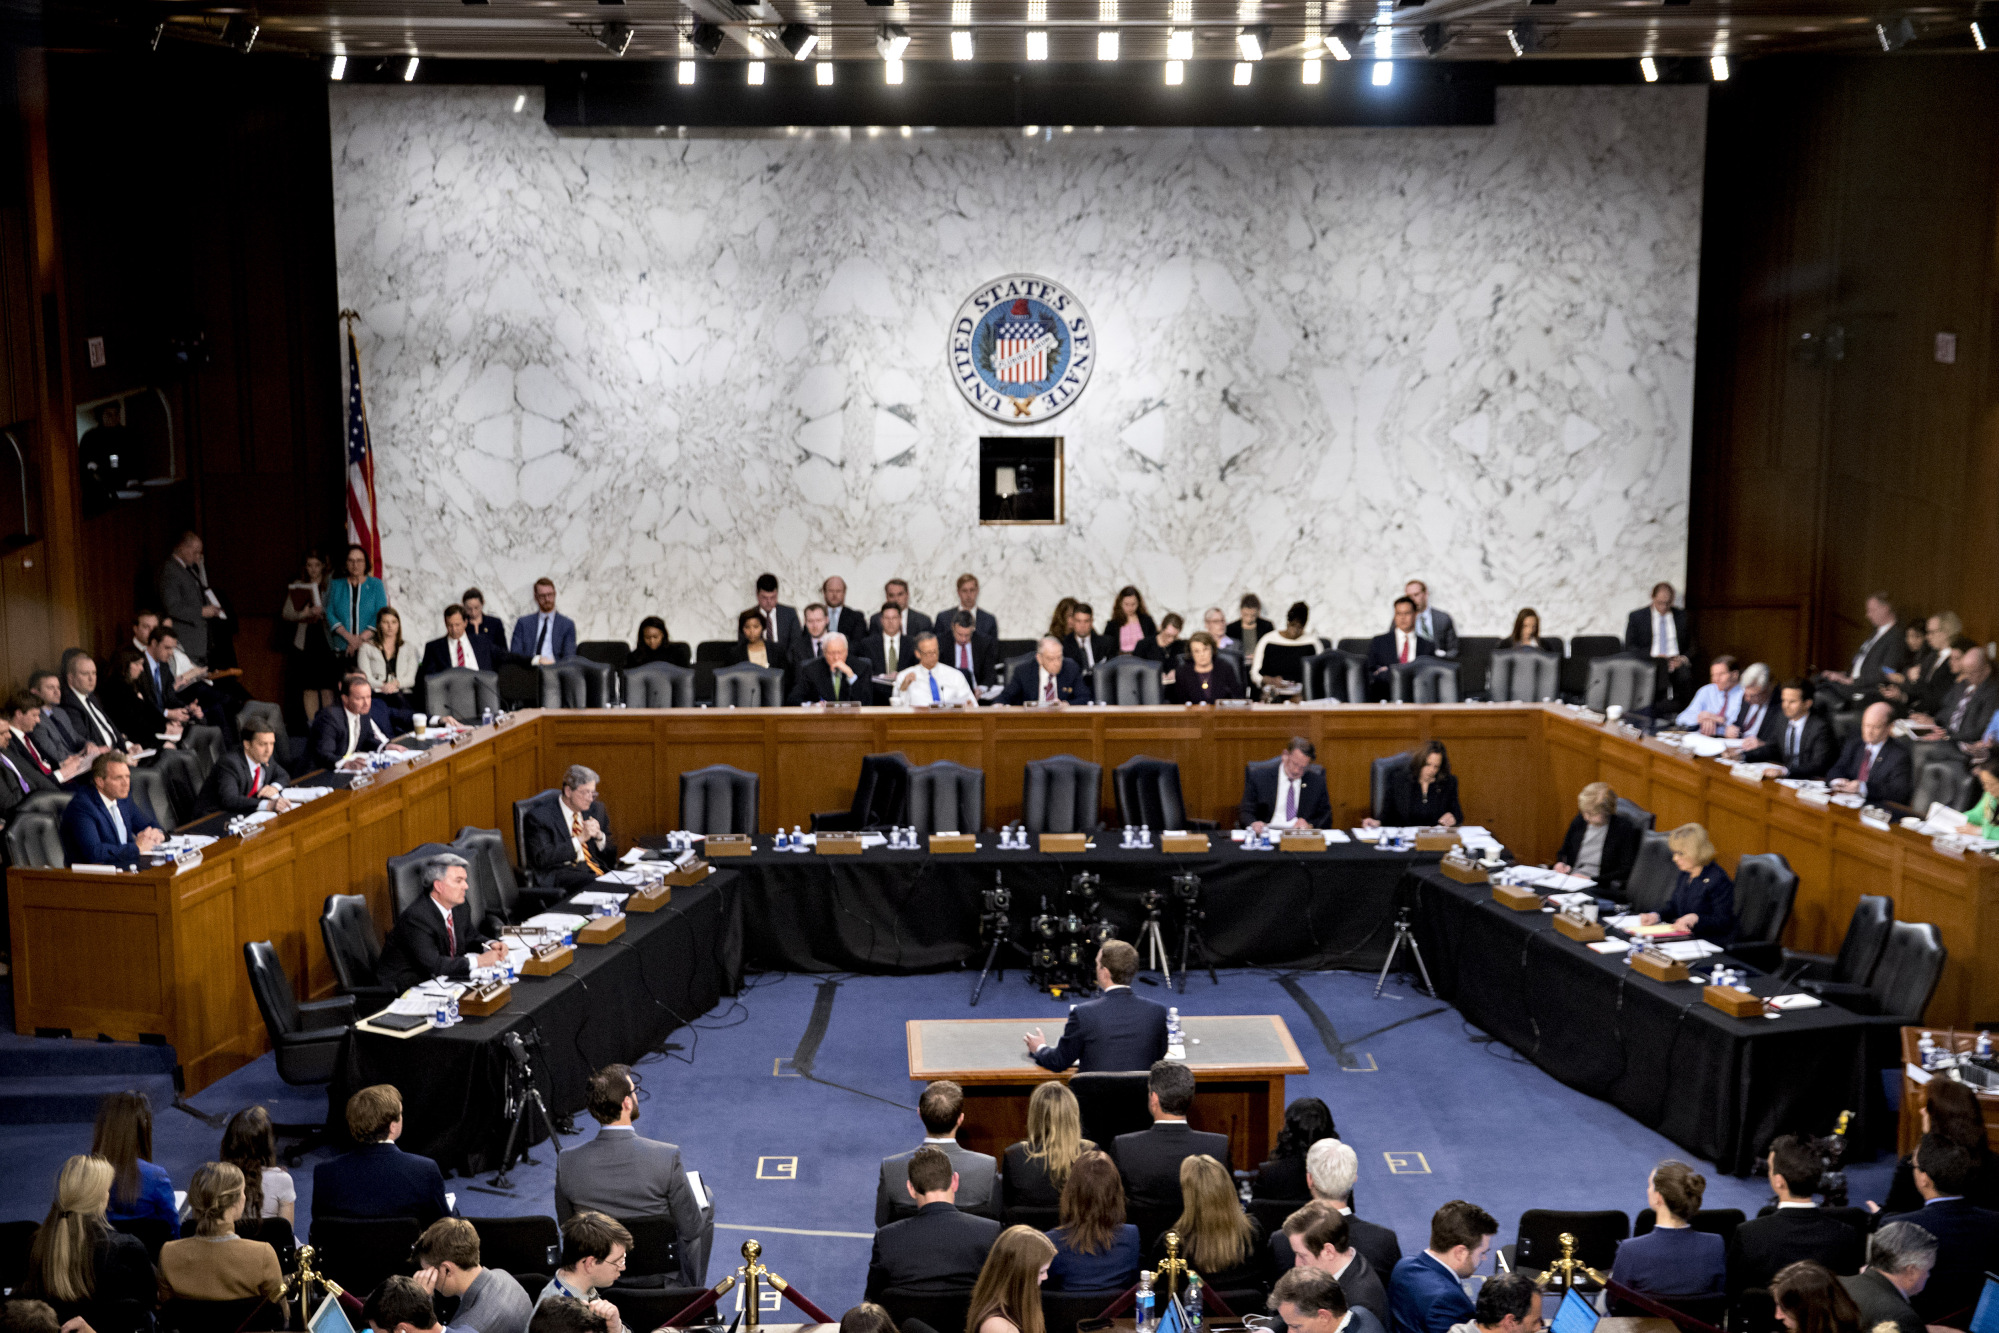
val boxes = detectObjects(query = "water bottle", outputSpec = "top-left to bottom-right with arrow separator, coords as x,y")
1168,1007 -> 1182,1046
447,994 -> 461,1025
1135,1273 -> 1155,1333
433,1002 -> 451,1028
1979,1031 -> 1993,1059
1142,824 -> 1152,847
775,827 -> 790,851
481,706 -> 494,727
1185,1276 -> 1204,1333
792,825 -> 805,850
1920,1033 -> 1938,1069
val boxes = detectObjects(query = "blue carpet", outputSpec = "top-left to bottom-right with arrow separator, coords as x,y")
0,967 -> 1898,1318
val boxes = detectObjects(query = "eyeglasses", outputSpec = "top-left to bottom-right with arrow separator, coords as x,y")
606,1251 -> 629,1269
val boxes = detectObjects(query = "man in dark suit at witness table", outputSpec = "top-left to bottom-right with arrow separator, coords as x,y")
1240,738 -> 1333,834
313,1084 -> 451,1229
1023,940 -> 1168,1073
524,764 -> 618,891
1110,1060 -> 1232,1217
377,851 -> 506,992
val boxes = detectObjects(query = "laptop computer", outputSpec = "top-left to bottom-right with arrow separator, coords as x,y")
1968,1273 -> 1999,1333
1550,1288 -> 1601,1333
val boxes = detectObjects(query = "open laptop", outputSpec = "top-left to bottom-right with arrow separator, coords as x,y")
310,1294 -> 359,1333
1550,1289 -> 1600,1333
1968,1274 -> 1999,1333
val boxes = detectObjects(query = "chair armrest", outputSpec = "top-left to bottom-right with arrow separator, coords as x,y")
298,995 -> 357,1025
1779,948 -> 1839,980
1801,980 -> 1878,1014
280,1024 -> 352,1047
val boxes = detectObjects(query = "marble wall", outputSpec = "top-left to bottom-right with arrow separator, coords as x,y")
330,84 -> 1705,649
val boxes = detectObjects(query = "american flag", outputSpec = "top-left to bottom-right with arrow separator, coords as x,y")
344,323 -> 383,576
993,298 -> 1053,385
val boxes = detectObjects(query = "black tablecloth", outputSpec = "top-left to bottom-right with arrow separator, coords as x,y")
341,874 -> 744,1172
720,837 -> 1441,974
1408,866 -> 1871,1174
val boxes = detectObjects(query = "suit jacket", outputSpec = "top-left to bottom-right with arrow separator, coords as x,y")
523,795 -> 618,877
6,736 -> 66,795
554,1125 -> 709,1286
1380,770 -> 1462,826
865,1201 -> 1001,1301
1743,712 -> 1838,779
996,659 -> 1092,706
32,706 -> 87,764
1839,1269 -> 1923,1333
1063,632 -> 1116,673
934,608 -> 999,642
859,633 -> 919,677
1263,1235 -> 1390,1326
1110,1122 -> 1231,1215
1934,678 -> 1999,743
1848,624 -> 1913,686
1826,735 -> 1915,806
1913,658 -> 1960,718
468,615 -> 509,660
58,790 -> 163,868
827,606 -> 868,642
1609,1224 -> 1727,1299
787,656 -> 879,706
1388,1250 -> 1474,1333
61,686 -> 129,751
1349,1215 -> 1406,1285
419,634 -> 497,680
1169,658 -> 1243,705
1238,761 -> 1334,829
741,604 -> 801,655
1625,606 -> 1696,660
1029,986 -> 1169,1073
158,558 -> 217,662
312,1142 -> 449,1228
1556,814 -> 1642,891
309,700 -> 413,771
1724,1206 -> 1865,1297
1366,631 -> 1437,681
876,1141 -> 1000,1227
511,612 -> 578,662
938,634 -> 1001,689
378,897 -> 485,991
1412,608 -> 1458,658
196,751 -> 292,817
1876,1198 -> 1999,1322
1665,864 -> 1737,943
869,608 -> 933,638
137,655 -> 191,721
103,679 -> 175,749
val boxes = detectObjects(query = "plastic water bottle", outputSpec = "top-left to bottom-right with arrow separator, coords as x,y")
1141,824 -> 1153,848
792,825 -> 805,850
447,994 -> 461,1025
1920,1033 -> 1938,1069
480,707 -> 494,727
433,1002 -> 451,1028
1168,1007 -> 1182,1046
1135,1273 -> 1155,1333
1979,1031 -> 1993,1059
775,827 -> 790,851
1185,1276 -> 1204,1333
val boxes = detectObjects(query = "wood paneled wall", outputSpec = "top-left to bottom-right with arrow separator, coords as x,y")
1688,56 -> 1999,678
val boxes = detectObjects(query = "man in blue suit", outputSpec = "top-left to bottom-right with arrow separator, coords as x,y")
1876,1133 -> 1999,1324
510,578 -> 577,665
1272,1265 -> 1388,1333
1024,940 -> 1168,1072
314,1084 -> 450,1228
996,637 -> 1093,706
1389,1200 -> 1497,1333
58,752 -> 165,868
310,675 -> 415,771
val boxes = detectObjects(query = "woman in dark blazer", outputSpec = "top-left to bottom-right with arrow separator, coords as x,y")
1137,614 -> 1189,671
1554,781 -> 1641,892
1640,823 -> 1735,943
1609,1160 -> 1726,1298
1367,742 -> 1462,827
725,610 -> 777,668
629,616 -> 677,668
1003,1081 -> 1092,1210
1169,633 -> 1242,705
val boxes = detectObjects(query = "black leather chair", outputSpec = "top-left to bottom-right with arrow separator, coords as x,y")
694,641 -> 736,666
624,662 -> 696,708
814,753 -> 912,831
1510,1208 -> 1629,1286
1303,650 -> 1366,703
518,1273 -> 550,1303
1389,660 -> 1460,703
1587,653 -> 1659,713
714,663 -> 783,707
541,657 -> 616,708
129,763 -> 179,831
1785,894 -> 1892,989
469,1215 -> 561,1276
1370,755 -> 1405,821
244,940 -> 353,1160
1617,797 -> 1657,831
320,894 -> 395,1013
600,1286 -> 708,1328
908,761 -> 984,836
424,667 -> 499,723
113,1216 -> 175,1260
0,1217 -> 40,1291
1069,1070 -> 1153,1147
153,748 -> 207,827
308,1215 -> 420,1302
578,640 -> 631,670
1114,756 -> 1214,831
1002,1204 -> 1063,1231
680,764 -> 760,835
1456,637 -> 1502,696
1042,1291 -> 1126,1333
235,1214 -> 297,1273
455,824 -> 557,919
1563,635 -> 1626,699
1912,759 -> 1979,816
1335,637 -> 1371,657
1022,754 -> 1102,834
1000,652 -> 1038,689
235,701 -> 308,772
1488,647 -> 1561,702
6,806 -> 67,867
1623,832 -> 1679,912
1728,853 -> 1798,972
512,791 -> 565,892
1818,921 -> 1945,1021
1216,648 -> 1247,694
496,662 -> 542,709
1091,655 -> 1163,705
610,1215 -> 682,1287
157,1296 -> 286,1333
386,842 -> 457,920
878,1289 -> 974,1333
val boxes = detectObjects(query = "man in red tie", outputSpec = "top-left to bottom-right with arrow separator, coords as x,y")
378,853 -> 507,992
4,693 -> 90,789
195,723 -> 296,817
419,604 -> 496,685
944,611 -> 997,689
1365,597 -> 1436,701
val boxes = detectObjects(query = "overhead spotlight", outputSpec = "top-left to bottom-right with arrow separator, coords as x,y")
330,53 -> 347,78
1166,28 -> 1193,59
1372,59 -> 1393,84
513,91 -> 526,109
597,20 -> 633,54
780,22 -> 818,58
1974,20 -> 1987,49
885,56 -> 903,82
876,23 -> 909,58
1302,55 -> 1320,82
1233,60 -> 1252,83
1026,29 -> 1048,58
677,59 -> 696,83
690,21 -> 724,54
951,29 -> 974,58
1237,24 -> 1269,59
222,15 -> 259,52
1420,21 -> 1454,54
1323,22 -> 1360,58
1098,30 -> 1118,58
1875,16 -> 1914,50
1638,54 -> 1658,80
1165,58 -> 1184,82
403,55 -> 420,79
1709,52 -> 1729,79
748,60 -> 766,82
816,59 -> 834,83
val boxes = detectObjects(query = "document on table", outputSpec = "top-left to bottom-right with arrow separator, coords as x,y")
523,912 -> 591,934
387,980 -> 465,1015
1589,939 -> 1632,955
571,889 -> 631,906
1765,992 -> 1823,1010
1654,939 -> 1723,961
1500,867 -> 1597,892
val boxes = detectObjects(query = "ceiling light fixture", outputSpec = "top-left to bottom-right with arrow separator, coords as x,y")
1165,58 -> 1184,82
876,23 -> 909,58
781,23 -> 817,58
886,57 -> 903,81
748,60 -> 766,82
1876,16 -> 1914,49
1233,60 -> 1252,83
1026,29 -> 1048,58
1973,20 -> 1987,49
1709,53 -> 1729,79
1508,19 -> 1537,55
1323,22 -> 1360,58
1098,30 -> 1118,58
1166,28 -> 1193,59
1302,55 -> 1321,82
513,91 -> 526,109
1639,54 -> 1658,80
817,59 -> 834,83
1237,25 -> 1269,59
1372,59 -> 1393,84
597,21 -> 633,54
677,59 -> 696,83
330,54 -> 347,78
403,55 -> 420,80
951,29 -> 974,58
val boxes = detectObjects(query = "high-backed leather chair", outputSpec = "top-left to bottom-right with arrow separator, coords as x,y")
1456,637 -> 1502,698
1616,798 -> 1656,831
6,807 -> 67,868
319,894 -> 394,1012
1091,656 -> 1163,705
1912,759 -> 1979,816
1587,653 -> 1658,713
713,664 -> 783,708
578,641 -> 630,670
1389,660 -> 1460,703
541,658 -> 615,708
1000,653 -> 1038,689
235,700 -> 307,772
497,663 -> 542,709
1369,755 -> 1404,821
1069,1071 -> 1153,1150
512,792 -> 564,890
1216,649 -> 1246,692
623,662 -> 696,708
1022,755 -> 1102,834
1787,894 -> 1892,991
244,940 -> 353,1087
814,753 -> 911,831
1623,832 -> 1679,912
424,667 -> 499,723
679,764 -> 760,835
453,825 -> 553,920
909,761 -> 984,835
1728,853 -> 1798,971
1487,647 -> 1560,702
128,764 -> 178,831
386,842 -> 457,920
1303,650 -> 1366,703
1113,757 -> 1213,831
1852,923 -> 1947,1062
1564,635 -> 1626,699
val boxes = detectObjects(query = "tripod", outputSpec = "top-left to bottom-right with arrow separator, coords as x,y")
1373,905 -> 1436,998
1172,874 -> 1218,994
492,1032 -> 564,1188
1138,886 -> 1173,987
971,875 -> 1030,1006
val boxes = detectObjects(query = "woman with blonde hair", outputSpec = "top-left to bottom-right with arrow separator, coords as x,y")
1003,1082 -> 1094,1209
23,1155 -> 155,1327
92,1090 -> 177,1235
1639,823 -> 1736,943
1158,1154 -> 1264,1292
1552,782 -> 1641,893
1045,1151 -> 1139,1291
967,1225 -> 1056,1333
158,1162 -> 288,1315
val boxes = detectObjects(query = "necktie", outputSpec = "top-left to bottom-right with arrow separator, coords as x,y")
85,697 -> 114,744
1655,612 -> 1666,656
108,799 -> 127,843
444,909 -> 456,957
22,736 -> 50,776
1858,747 -> 1874,784
249,763 -> 262,796
536,616 -> 551,657
959,644 -> 971,672
1044,675 -> 1056,702
928,670 -> 940,703
573,811 -> 604,874
1788,723 -> 1800,761
455,639 -> 466,668
888,636 -> 898,666
1285,781 -> 1297,823
152,662 -> 166,705
813,638 -> 823,658
832,670 -> 843,700
1952,688 -> 1975,732
0,755 -> 25,792
1083,638 -> 1094,668
1399,634 -> 1411,665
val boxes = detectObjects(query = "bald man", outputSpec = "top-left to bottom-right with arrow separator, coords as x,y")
1827,702 -> 1914,806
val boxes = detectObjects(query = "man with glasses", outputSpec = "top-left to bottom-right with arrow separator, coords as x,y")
534,1213 -> 629,1333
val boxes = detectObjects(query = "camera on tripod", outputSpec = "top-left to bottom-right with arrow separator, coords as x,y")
982,882 -> 1012,916
1171,873 -> 1202,903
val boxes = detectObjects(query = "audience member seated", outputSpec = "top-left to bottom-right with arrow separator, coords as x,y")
1553,782 -> 1639,892
1236,595 -> 1274,657
60,753 -> 165,870
1874,1079 -> 1999,1213
727,609 -> 778,669
157,1162 -> 287,1317
1502,609 -> 1543,649
5,693 -> 81,793
360,607 -> 421,699
1024,941 -> 1167,1073
413,1218 -> 534,1333
837,1304 -> 900,1333
1063,604 -> 1114,674
555,1064 -> 714,1285
1724,1135 -> 1864,1299
1170,632 -> 1240,704
1816,592 -> 1909,707
1110,1060 -> 1231,1217
196,723 -> 294,818
1837,1222 -> 1935,1333
790,604 -> 834,668
941,612 -> 1000,689
364,1275 -> 450,1333
1240,737 -> 1332,835
996,638 -> 1091,706
1675,657 -> 1744,734
1444,1271 -> 1539,1333
1157,1155 -> 1265,1292
628,617 -> 676,669
1044,1150 -> 1139,1291
527,1294 -> 611,1333
1108,587 -> 1158,658
1626,583 -> 1694,709
866,1147 -> 1004,1301
21,1155 -> 156,1330
1282,1202 -> 1388,1328
422,604 -> 499,678
743,573 -> 800,655
1203,608 -> 1238,652
138,624 -> 211,739
1255,1098 -> 1336,1201
1875,1133 -> 1999,1324
524,764 -> 618,890
328,544 -> 390,671
0,1299 -> 61,1333
1912,644 -> 1999,746
1269,1140 -> 1402,1279
892,633 -> 976,707
877,1080 -> 1000,1227
512,578 -> 578,666
1636,824 -> 1735,944
937,574 -> 998,643
1388,1200 -> 1496,1333
1364,742 -> 1462,829
1743,680 -> 1838,780
98,649 -> 185,753
0,712 -> 40,822
1250,603 -> 1327,692
61,653 -> 134,753
1771,1261 -> 1861,1333
310,675 -> 414,772
27,671 -> 89,766
532,1215 -> 628,1330
221,1107 -> 295,1224
313,1085 -> 451,1228
378,852 -> 506,992
1272,1265 -> 1385,1333
1004,1081 -> 1094,1209
1902,624 -> 1967,720
870,579 -> 931,638
1405,582 -> 1457,659
968,1225 -> 1056,1333
1825,702 -> 1914,806
861,605 -> 918,681
461,588 -> 509,662
790,633 -> 876,705
93,1092 -> 177,1236
1610,1160 -> 1725,1298
1366,598 -> 1434,701
1138,614 -> 1187,675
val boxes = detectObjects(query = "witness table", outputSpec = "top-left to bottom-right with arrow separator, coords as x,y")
336,875 -> 744,1171
1409,866 -> 1873,1174
906,1014 -> 1308,1164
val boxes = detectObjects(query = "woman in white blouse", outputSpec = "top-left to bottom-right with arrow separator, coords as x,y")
357,607 -> 420,697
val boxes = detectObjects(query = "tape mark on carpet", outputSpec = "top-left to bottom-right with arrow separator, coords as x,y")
716,1223 -> 873,1240
785,978 -> 918,1110
1277,975 -> 1446,1070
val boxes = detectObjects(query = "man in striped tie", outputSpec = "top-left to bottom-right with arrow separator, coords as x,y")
524,764 -> 620,890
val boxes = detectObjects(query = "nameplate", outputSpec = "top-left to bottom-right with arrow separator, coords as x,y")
626,883 -> 673,911
577,914 -> 626,944
458,981 -> 512,1017
1729,763 -> 1768,783
1703,985 -> 1764,1018
1161,833 -> 1209,854
662,859 -> 710,886
1552,913 -> 1605,943
816,834 -> 866,856
1039,833 -> 1088,854
929,833 -> 977,854
1631,950 -> 1690,983
1280,832 -> 1325,853
1414,829 -> 1461,851
704,835 -> 753,857
1440,856 -> 1488,884
521,944 -> 573,976
1492,883 -> 1542,911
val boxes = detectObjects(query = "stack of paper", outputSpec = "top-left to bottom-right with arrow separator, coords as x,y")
570,889 -> 631,906
1654,939 -> 1723,961
523,912 -> 590,934
282,786 -> 335,803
